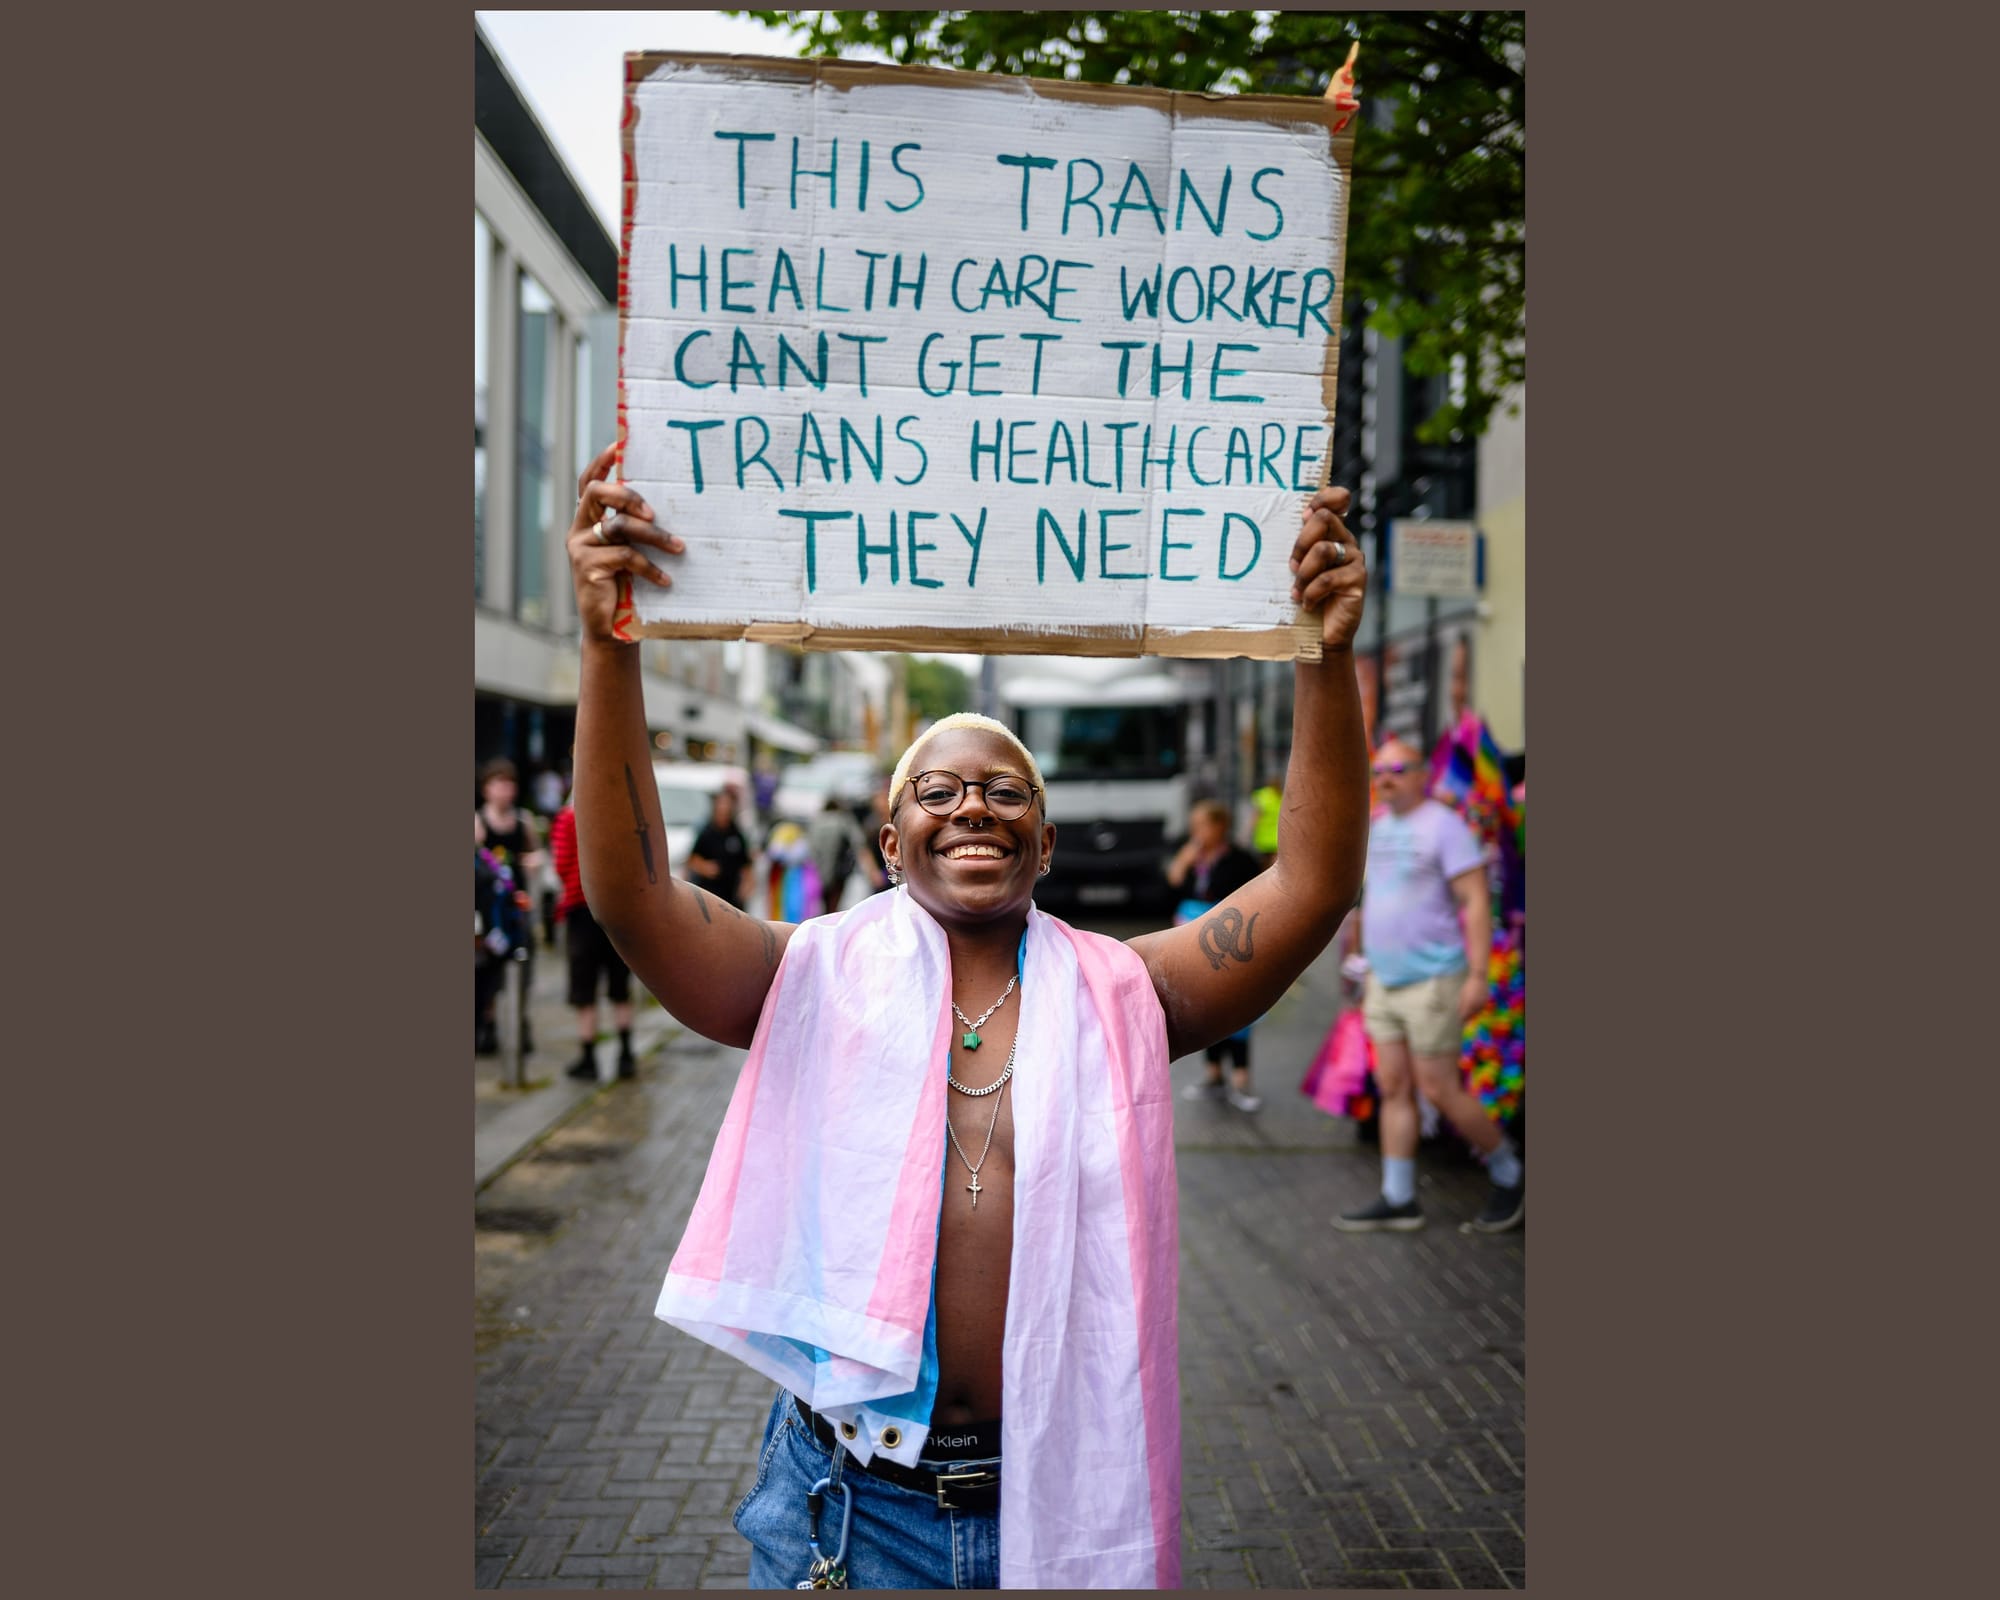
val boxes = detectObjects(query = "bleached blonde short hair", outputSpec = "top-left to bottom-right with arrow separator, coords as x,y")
888,713 -> 1046,814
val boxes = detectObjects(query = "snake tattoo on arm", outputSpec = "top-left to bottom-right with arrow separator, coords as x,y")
1197,907 -> 1260,971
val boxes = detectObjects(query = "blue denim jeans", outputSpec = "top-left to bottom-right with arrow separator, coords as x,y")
735,1389 -> 1001,1589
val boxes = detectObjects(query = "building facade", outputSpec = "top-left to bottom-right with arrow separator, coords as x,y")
475,26 -> 888,802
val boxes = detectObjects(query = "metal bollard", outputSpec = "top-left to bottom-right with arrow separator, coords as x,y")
500,949 -> 530,1089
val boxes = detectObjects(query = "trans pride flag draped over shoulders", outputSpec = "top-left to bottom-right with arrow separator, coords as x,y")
654,886 -> 1182,1588
1429,712 -> 1526,1123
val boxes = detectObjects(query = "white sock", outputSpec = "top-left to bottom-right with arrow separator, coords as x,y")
1485,1137 -> 1523,1188
1382,1156 -> 1417,1206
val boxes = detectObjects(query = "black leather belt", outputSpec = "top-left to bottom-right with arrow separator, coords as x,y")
793,1396 -> 1001,1512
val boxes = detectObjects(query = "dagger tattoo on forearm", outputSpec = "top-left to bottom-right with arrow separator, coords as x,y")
623,762 -> 656,884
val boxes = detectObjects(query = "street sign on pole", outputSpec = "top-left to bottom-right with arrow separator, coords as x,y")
1387,520 -> 1479,600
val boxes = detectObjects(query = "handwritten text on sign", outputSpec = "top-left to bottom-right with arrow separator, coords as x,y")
619,57 -> 1350,655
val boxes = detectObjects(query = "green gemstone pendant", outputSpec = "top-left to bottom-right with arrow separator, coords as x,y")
962,1031 -> 982,1050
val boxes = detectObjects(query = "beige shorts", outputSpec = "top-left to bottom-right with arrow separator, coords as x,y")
1362,971 -> 1465,1059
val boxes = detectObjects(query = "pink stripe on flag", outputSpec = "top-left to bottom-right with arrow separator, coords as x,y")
668,960 -> 790,1284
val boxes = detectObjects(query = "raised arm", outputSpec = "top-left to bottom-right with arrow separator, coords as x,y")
1129,486 -> 1370,1060
567,444 -> 794,1046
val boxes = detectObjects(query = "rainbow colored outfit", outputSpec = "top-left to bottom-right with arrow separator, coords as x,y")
654,886 -> 1183,1587
1428,713 -> 1526,1124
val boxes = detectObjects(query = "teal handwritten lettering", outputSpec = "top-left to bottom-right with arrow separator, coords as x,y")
905,510 -> 942,588
886,143 -> 925,212
735,417 -> 781,490
778,507 -> 850,594
1247,167 -> 1285,240
1063,158 -> 1105,237
667,419 -> 721,493
1037,508 -> 1087,583
1210,343 -> 1263,404
674,329 -> 715,390
1158,507 -> 1201,581
1175,168 -> 1233,236
713,132 -> 774,209
791,136 -> 837,210
995,153 -> 1057,230
893,416 -> 929,486
952,508 -> 987,585
1218,512 -> 1261,580
1099,507 -> 1145,579
795,413 -> 835,484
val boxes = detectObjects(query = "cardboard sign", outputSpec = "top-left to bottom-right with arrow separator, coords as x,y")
617,54 -> 1353,659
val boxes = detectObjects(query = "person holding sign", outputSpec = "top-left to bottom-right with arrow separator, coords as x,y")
564,444 -> 1370,1590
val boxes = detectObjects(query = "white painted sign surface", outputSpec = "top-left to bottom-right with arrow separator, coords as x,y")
617,56 -> 1351,657
1389,520 -> 1479,600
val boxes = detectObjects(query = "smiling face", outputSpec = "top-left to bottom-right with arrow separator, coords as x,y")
882,727 -> 1055,934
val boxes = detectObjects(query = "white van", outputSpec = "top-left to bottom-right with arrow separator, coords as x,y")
771,750 -> 882,824
652,761 -> 752,880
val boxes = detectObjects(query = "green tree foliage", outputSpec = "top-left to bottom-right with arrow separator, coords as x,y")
729,11 -> 1524,442
905,656 -> 973,723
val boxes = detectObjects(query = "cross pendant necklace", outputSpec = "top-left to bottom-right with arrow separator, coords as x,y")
945,1033 -> 1015,1210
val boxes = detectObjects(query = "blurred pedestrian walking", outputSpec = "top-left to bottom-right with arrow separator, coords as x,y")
475,758 -> 545,1055
687,785 -> 753,909
751,752 -> 781,819
549,798 -> 637,1081
1250,770 -> 1284,866
532,762 -> 569,942
1334,736 -> 1524,1234
1167,799 -> 1265,1112
808,795 -> 883,914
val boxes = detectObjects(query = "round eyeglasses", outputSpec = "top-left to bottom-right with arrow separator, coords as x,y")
905,770 -> 1040,819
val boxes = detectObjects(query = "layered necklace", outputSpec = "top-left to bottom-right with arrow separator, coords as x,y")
945,978 -> 1017,1211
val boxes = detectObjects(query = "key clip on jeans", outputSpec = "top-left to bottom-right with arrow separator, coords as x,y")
797,1473 -> 852,1589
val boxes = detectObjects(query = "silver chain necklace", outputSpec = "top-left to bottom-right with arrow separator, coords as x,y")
951,975 -> 1017,1051
945,1033 -> 1015,1210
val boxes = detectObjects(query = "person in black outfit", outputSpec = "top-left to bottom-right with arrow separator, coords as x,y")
1166,799 -> 1266,1111
687,786 -> 752,909
475,758 -> 545,1055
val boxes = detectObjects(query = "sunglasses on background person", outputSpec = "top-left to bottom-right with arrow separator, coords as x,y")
1372,762 -> 1413,778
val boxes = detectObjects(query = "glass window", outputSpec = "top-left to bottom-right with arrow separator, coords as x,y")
516,270 -> 559,628
474,213 -> 492,599
1020,705 -> 1186,780
574,331 -> 593,493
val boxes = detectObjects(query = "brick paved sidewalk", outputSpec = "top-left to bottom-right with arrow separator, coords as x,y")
474,941 -> 1524,1588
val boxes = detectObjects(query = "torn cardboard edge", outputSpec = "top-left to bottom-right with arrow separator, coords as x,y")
614,52 -> 1352,666
620,617 -> 1325,664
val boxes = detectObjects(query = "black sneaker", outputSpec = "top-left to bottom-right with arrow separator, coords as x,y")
615,1050 -> 638,1081
565,1051 -> 599,1081
1461,1180 -> 1525,1234
1332,1195 -> 1426,1232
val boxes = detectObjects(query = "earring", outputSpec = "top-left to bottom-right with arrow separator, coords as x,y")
887,863 -> 902,886
1038,861 -> 1051,876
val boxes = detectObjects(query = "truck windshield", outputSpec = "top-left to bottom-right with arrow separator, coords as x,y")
1020,705 -> 1186,780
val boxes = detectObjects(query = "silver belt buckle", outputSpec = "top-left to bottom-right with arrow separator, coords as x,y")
933,1469 -> 997,1510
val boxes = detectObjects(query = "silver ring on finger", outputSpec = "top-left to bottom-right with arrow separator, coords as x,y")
1331,541 -> 1346,564
591,519 -> 607,545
